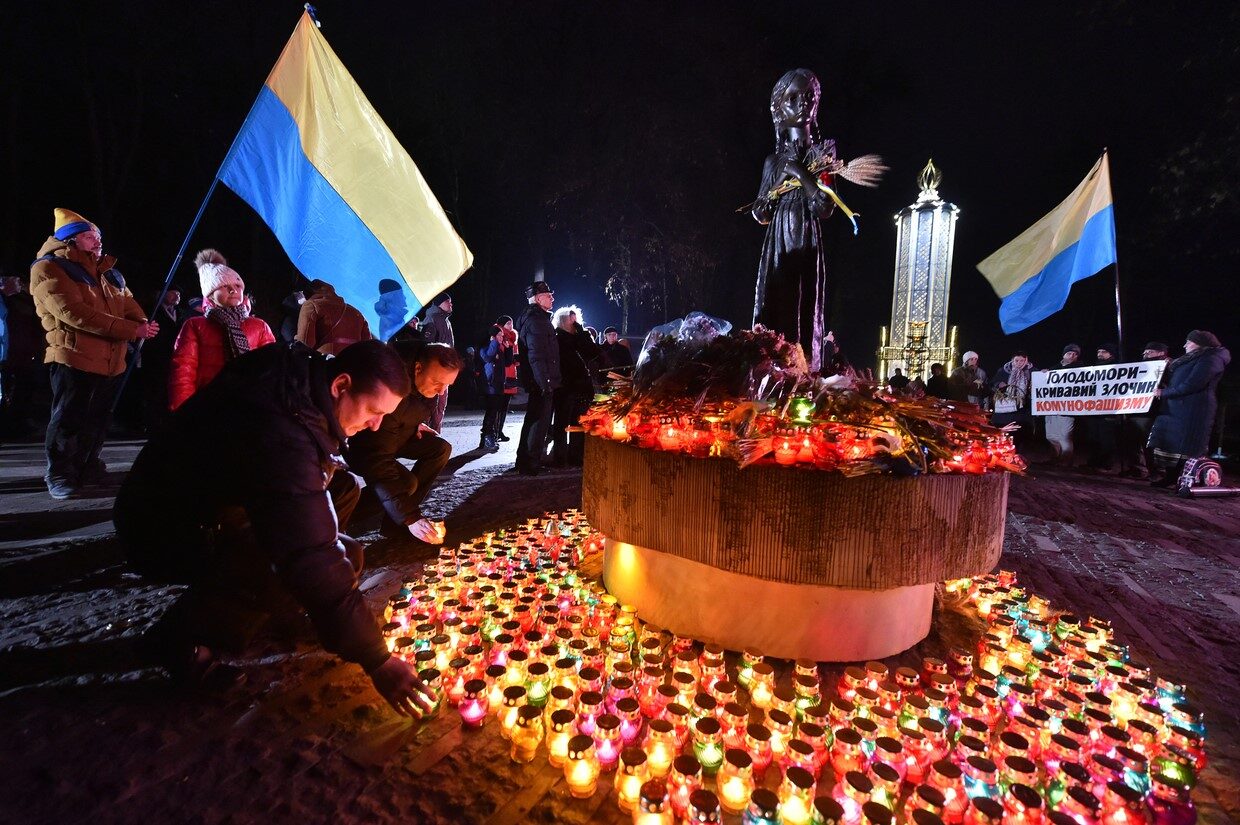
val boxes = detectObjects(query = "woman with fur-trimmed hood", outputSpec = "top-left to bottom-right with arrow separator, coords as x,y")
168,250 -> 276,410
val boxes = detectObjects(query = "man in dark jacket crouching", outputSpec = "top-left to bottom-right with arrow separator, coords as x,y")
115,340 -> 434,717
344,341 -> 461,543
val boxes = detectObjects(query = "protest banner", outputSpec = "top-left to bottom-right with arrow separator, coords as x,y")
1031,360 -> 1166,416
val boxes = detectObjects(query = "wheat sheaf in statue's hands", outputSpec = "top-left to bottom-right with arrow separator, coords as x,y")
766,151 -> 889,201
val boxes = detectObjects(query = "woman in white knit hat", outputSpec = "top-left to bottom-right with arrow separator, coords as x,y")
167,250 -> 276,410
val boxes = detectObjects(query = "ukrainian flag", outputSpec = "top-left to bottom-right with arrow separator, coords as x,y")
218,12 -> 472,340
977,153 -> 1116,334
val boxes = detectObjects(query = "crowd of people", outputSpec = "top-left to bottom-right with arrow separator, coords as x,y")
0,207 -> 1228,708
886,335 -> 1231,486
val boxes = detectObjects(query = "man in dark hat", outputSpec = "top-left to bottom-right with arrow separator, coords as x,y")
514,281 -> 559,475
1123,341 -> 1171,478
1044,344 -> 1082,465
421,292 -> 454,430
598,326 -> 633,379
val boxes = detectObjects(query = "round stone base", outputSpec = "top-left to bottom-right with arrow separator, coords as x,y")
603,539 -> 936,661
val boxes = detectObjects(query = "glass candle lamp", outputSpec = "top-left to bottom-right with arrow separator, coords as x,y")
798,722 -> 831,774
902,785 -> 946,822
525,661 -> 551,708
547,708 -> 576,767
871,737 -> 905,784
778,766 -> 817,825
737,649 -> 764,689
742,787 -> 781,825
831,771 -> 872,825
860,801 -> 894,825
717,748 -> 755,814
668,755 -> 704,819
499,685 -> 527,739
458,678 -> 489,728
565,734 -> 601,798
594,713 -> 623,771
634,779 -> 673,825
511,705 -> 544,763
749,663 -> 777,709
746,722 -> 774,779
615,747 -> 650,813
721,702 -> 750,750
577,690 -> 605,736
926,759 -> 967,822
688,789 -> 722,823
767,709 -> 795,760
1099,780 -> 1146,825
615,697 -> 643,745
665,702 -> 692,750
783,739 -> 818,782
961,756 -> 999,801
643,718 -> 678,778
1147,772 -> 1195,825
961,797 -> 1004,825
793,674 -> 822,719
830,727 -> 867,778
693,717 -> 726,774
867,763 -> 901,811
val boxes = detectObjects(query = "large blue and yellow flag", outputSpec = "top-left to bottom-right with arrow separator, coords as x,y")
978,153 -> 1116,334
219,12 -> 471,341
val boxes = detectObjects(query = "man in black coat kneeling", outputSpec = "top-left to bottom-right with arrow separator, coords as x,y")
115,340 -> 434,717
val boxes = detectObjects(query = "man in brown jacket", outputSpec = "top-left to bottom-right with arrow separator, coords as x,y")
30,208 -> 158,499
295,279 -> 373,355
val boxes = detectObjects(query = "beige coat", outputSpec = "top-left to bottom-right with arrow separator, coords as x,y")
30,236 -> 147,376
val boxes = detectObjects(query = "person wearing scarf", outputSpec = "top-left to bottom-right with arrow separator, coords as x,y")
168,249 -> 276,411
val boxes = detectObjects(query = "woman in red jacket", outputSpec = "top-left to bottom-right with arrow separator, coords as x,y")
168,249 -> 275,410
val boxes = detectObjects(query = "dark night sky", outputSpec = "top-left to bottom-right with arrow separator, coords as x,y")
3,1 -> 1237,373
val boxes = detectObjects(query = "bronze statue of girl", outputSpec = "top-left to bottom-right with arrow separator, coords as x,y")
750,69 -> 884,372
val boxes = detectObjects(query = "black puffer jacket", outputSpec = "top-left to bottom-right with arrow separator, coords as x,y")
114,342 -> 389,673
516,303 -> 560,392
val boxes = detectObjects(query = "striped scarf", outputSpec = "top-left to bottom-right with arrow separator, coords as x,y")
205,304 -> 252,361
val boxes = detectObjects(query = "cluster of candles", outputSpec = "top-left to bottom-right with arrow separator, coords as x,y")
379,513 -> 1205,824
579,404 -> 1021,475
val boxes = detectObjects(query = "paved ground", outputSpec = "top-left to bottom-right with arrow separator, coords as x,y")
1,415 -> 1237,823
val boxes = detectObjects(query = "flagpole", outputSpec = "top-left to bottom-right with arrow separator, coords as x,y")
1105,149 -> 1125,357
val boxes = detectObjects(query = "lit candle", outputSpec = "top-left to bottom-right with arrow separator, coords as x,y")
458,678 -> 489,728
634,779 -> 673,825
688,788 -> 722,823
525,661 -> 551,708
564,734 -> 601,798
499,685 -> 527,739
746,722 -> 773,779
668,755 -> 704,818
546,708 -> 576,767
643,718 -> 678,778
749,663 -> 777,710
717,748 -> 754,814
578,690 -> 604,737
692,717 -> 726,774
615,747 -> 650,813
616,697 -> 644,745
594,713 -> 623,770
831,771 -> 872,825
511,705 -> 544,763
1001,783 -> 1042,825
774,438 -> 799,465
778,765 -> 816,825
743,787 -> 781,825
767,710 -> 794,760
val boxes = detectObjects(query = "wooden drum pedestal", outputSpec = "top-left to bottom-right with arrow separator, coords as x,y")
582,435 -> 1008,661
